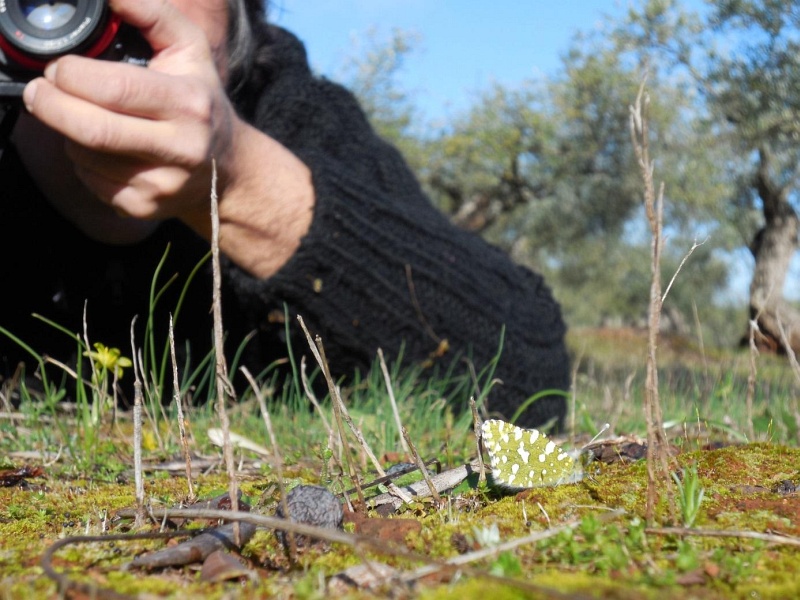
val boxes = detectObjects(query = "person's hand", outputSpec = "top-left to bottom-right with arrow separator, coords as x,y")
21,0 -> 315,278
22,0 -> 233,225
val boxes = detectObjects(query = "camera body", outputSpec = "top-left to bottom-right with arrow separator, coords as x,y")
0,0 -> 151,99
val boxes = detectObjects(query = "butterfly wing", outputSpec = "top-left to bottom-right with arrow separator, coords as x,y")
480,419 -> 582,489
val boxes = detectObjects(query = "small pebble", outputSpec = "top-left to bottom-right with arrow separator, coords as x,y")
385,462 -> 417,477
274,485 -> 343,549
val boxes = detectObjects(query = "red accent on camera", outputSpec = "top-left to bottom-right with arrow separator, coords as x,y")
0,13 -> 122,72
85,13 -> 122,59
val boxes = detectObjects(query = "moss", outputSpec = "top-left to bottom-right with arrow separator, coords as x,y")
418,577 -> 532,600
1,442 -> 800,599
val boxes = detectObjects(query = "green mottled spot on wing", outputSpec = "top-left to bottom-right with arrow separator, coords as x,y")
480,419 -> 582,489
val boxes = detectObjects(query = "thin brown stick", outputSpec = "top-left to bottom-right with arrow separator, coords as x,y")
300,355 -> 333,436
404,509 -> 626,583
241,366 -> 297,560
774,316 -> 800,444
130,318 -> 145,529
401,426 -> 441,503
328,370 -> 413,504
646,527 -> 800,547
745,317 -> 760,442
81,302 -> 102,410
629,78 -> 677,524
296,316 -> 365,507
42,530 -> 202,600
378,347 -> 410,454
691,300 -> 710,383
469,397 -> 486,483
369,460 -> 480,511
209,159 -> 239,544
662,238 -> 706,303
169,314 -> 195,503
58,507 -> 606,599
297,316 -> 413,505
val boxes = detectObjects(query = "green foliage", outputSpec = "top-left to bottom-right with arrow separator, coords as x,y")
337,27 -> 427,168
671,462 -> 706,527
489,552 -> 523,578
509,389 -> 571,425
0,318 -> 119,471
536,514 -> 647,575
566,325 -> 800,444
340,0 -> 800,336
142,244 -> 216,408
619,0 -> 800,336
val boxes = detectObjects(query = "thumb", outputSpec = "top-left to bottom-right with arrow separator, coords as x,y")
109,0 -> 206,55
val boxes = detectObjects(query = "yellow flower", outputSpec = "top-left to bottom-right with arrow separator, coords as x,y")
83,343 -> 133,379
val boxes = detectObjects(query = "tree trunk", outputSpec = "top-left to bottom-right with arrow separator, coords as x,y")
746,148 -> 800,353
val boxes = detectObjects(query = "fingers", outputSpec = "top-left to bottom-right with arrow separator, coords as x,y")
73,163 -> 173,219
25,76 -> 213,163
67,142 -> 208,220
21,0 -> 225,158
108,0 -> 205,56
28,56 -> 214,119
17,0 -> 235,224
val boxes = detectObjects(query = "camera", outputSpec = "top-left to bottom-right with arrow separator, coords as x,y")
0,0 -> 151,99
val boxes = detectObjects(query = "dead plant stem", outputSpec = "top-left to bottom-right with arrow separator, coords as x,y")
469,397 -> 486,483
130,318 -> 145,528
629,79 -> 677,524
241,365 -> 297,560
401,425 -> 441,503
209,159 -> 239,544
378,347 -> 410,454
169,314 -> 195,502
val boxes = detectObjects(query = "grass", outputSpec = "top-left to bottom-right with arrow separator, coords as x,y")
8,322 -> 794,482
1,322 -> 800,599
568,326 -> 800,446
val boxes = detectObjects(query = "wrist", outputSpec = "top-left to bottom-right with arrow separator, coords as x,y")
185,121 -> 315,279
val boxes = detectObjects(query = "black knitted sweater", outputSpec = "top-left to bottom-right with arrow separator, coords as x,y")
0,25 -> 570,428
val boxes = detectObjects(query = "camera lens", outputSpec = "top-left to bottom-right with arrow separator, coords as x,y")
21,2 -> 78,32
0,0 -> 108,60
0,0 -> 150,94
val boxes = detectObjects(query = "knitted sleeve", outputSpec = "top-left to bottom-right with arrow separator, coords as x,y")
224,26 -> 570,428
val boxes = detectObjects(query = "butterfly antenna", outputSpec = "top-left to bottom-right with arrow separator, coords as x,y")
581,423 -> 611,451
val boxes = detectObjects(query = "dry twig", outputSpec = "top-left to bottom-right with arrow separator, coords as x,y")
299,355 -> 333,436
130,317 -> 145,528
169,314 -> 195,502
209,159 -> 239,543
45,506 -> 605,600
629,78 -> 677,524
745,317 -> 761,441
378,348 -> 410,454
241,366 -> 297,559
774,317 -> 800,444
646,526 -> 800,548
297,316 -> 413,506
470,397 -> 486,483
401,426 -> 441,503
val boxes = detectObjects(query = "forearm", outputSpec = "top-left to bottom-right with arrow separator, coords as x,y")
182,121 -> 315,279
227,157 -> 568,392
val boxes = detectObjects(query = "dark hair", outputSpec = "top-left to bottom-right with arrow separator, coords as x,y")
226,0 -> 267,92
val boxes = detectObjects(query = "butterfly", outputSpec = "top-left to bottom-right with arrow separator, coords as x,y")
480,419 -> 584,489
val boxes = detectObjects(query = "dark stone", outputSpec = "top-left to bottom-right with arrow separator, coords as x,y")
274,485 -> 344,549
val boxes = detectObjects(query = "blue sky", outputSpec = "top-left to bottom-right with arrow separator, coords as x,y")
271,1 -> 640,123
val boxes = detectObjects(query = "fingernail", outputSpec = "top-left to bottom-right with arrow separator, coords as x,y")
44,61 -> 57,81
22,80 -> 37,112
